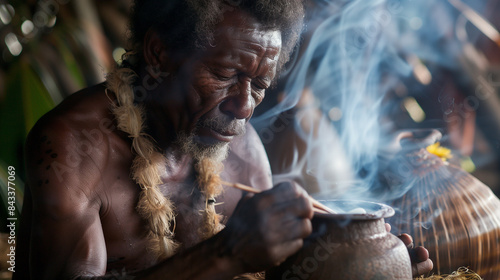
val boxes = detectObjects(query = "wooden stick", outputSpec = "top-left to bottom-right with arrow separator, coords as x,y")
448,0 -> 500,47
221,181 -> 337,214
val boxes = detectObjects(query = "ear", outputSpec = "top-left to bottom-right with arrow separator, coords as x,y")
143,28 -> 165,65
143,29 -> 182,76
143,28 -> 190,77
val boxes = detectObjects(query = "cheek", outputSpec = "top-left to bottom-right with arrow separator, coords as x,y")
188,80 -> 232,120
254,91 -> 266,106
186,86 -> 202,111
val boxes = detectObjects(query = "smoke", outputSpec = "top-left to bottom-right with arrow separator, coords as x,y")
252,0 -> 472,202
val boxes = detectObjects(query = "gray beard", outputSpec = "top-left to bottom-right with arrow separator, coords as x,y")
176,131 -> 230,164
176,115 -> 246,164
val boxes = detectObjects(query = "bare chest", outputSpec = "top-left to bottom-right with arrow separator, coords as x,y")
99,174 -> 220,272
97,139 -> 255,272
159,181 -> 212,249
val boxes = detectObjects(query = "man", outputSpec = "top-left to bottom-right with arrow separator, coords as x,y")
14,1 -> 432,279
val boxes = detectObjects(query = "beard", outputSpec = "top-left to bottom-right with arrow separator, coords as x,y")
176,115 -> 246,164
177,133 -> 230,163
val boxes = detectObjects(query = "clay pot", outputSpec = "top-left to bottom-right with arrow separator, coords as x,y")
266,200 -> 412,280
385,130 -> 500,279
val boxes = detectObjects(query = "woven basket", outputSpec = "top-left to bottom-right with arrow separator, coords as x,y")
385,131 -> 500,280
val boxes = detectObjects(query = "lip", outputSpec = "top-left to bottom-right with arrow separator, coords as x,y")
196,126 -> 235,143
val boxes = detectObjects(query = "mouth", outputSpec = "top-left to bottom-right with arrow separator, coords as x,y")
195,126 -> 236,144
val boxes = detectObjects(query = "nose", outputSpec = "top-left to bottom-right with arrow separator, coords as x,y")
220,77 -> 254,120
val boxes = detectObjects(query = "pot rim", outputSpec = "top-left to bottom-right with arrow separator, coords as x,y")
315,199 -> 395,220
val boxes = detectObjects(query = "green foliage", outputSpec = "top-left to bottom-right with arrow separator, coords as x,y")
52,27 -> 86,89
0,59 -> 55,182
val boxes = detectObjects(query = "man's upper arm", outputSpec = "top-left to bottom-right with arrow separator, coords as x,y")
25,118 -> 107,280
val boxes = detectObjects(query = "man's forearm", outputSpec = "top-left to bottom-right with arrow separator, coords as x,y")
74,230 -> 242,280
138,230 -> 241,280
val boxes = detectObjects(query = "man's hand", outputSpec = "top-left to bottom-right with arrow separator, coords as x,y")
401,233 -> 433,277
220,181 -> 314,273
385,224 -> 433,277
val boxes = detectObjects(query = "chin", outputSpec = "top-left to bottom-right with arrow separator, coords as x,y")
193,141 -> 230,163
177,131 -> 230,163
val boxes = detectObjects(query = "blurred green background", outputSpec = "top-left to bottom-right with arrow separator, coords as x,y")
0,1 -> 129,277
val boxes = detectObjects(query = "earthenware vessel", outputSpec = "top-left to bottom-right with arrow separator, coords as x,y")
266,200 -> 412,280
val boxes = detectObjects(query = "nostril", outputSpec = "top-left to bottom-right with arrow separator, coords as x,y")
219,94 -> 254,120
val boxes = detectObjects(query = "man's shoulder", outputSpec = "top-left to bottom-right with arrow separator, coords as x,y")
229,123 -> 266,162
25,83 -> 120,191
27,83 -> 116,151
224,123 -> 273,191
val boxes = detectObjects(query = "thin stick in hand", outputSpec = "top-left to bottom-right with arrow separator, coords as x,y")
221,181 -> 337,214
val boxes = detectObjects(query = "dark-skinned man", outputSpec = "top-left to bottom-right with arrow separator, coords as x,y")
14,1 -> 433,279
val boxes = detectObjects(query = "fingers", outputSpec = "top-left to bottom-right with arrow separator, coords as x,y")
265,181 -> 308,205
256,181 -> 314,220
385,223 -> 391,232
412,258 -> 433,277
396,233 -> 433,277
260,195 -> 313,243
258,211 -> 312,247
409,246 -> 429,263
398,233 -> 414,250
226,181 -> 314,271
274,195 -> 314,221
280,217 -> 313,240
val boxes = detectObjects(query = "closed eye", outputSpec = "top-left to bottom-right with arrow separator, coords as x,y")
252,83 -> 265,91
252,79 -> 269,91
213,73 -> 232,82
252,88 -> 266,104
210,67 -> 237,82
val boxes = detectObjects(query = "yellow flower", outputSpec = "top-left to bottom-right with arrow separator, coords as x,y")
426,142 -> 452,161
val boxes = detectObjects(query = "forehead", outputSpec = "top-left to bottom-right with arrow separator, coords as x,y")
206,10 -> 282,62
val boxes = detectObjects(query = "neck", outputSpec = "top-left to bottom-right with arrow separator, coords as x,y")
137,73 -> 190,149
143,110 -> 177,149
161,146 -> 195,181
